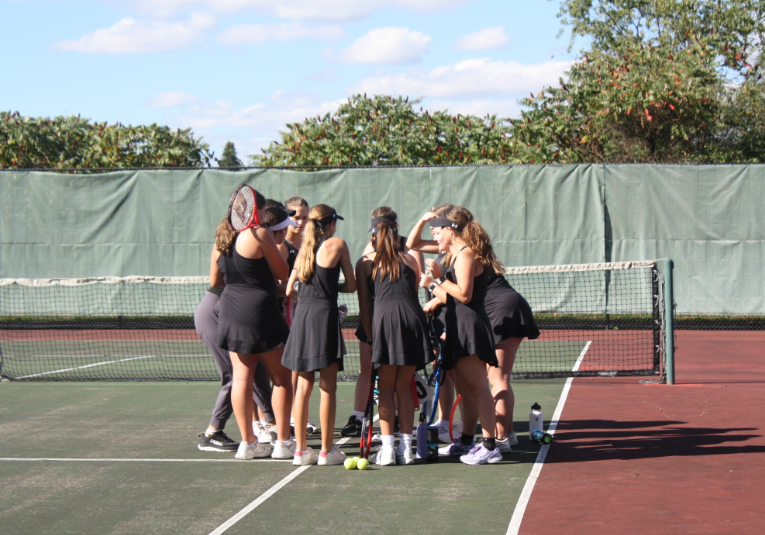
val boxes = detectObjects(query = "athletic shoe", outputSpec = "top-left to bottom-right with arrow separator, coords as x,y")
235,440 -> 271,460
318,447 -> 346,466
437,426 -> 452,444
197,430 -> 238,452
271,439 -> 297,459
438,437 -> 474,457
371,447 -> 395,466
496,437 -> 512,454
341,415 -> 363,437
293,447 -> 319,466
459,444 -> 502,465
265,423 -> 279,445
253,423 -> 274,445
395,448 -> 414,465
507,432 -> 519,447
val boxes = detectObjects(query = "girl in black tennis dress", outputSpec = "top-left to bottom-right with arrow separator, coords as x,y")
214,188 -> 294,460
357,216 -> 432,465
282,204 -> 356,466
419,205 -> 501,465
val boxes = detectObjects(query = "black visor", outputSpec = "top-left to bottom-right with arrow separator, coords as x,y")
429,216 -> 462,231
368,215 -> 397,232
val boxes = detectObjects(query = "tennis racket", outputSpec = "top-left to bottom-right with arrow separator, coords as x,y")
421,317 -> 445,425
359,367 -> 376,459
227,185 -> 261,231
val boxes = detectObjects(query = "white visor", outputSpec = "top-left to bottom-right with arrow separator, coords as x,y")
268,218 -> 298,232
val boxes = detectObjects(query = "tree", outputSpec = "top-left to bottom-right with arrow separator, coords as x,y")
218,141 -> 243,169
0,112 -> 214,170
252,95 -> 516,167
509,0 -> 765,163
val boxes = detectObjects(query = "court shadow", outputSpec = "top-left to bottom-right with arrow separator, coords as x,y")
536,419 -> 765,463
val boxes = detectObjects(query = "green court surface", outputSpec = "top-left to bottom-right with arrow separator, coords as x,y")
0,379 -> 567,535
0,339 -> 584,380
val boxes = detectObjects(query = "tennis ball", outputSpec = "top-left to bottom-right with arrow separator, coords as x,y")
352,456 -> 360,463
344,457 -> 357,470
357,458 -> 370,470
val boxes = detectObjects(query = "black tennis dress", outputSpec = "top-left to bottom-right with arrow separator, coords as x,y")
371,259 -> 433,367
355,236 -> 407,345
442,248 -> 497,370
279,239 -> 300,318
354,277 -> 374,344
282,238 -> 345,372
216,236 -> 290,354
429,251 -> 449,338
484,271 -> 540,344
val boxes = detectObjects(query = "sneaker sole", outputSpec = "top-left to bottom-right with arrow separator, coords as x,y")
460,454 -> 503,465
198,444 -> 238,453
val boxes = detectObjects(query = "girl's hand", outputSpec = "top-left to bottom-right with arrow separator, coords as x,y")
423,298 -> 441,315
419,272 -> 434,289
425,258 -> 442,279
420,211 -> 437,222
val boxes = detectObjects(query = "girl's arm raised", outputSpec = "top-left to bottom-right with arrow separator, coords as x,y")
406,212 -> 440,254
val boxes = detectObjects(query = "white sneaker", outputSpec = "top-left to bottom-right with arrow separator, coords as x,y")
318,447 -> 347,466
496,437 -> 512,454
271,439 -> 297,459
371,447 -> 395,466
293,447 -> 319,466
437,426 -> 452,443
253,423 -> 273,445
507,432 -> 519,446
235,440 -> 271,460
395,448 -> 414,465
459,443 -> 502,465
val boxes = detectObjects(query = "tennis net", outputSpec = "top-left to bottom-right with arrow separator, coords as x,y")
0,260 -> 670,381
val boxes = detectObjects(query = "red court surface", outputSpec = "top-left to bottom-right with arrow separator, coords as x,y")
519,331 -> 765,534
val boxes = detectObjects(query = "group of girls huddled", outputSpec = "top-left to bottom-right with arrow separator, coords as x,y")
195,187 -> 538,466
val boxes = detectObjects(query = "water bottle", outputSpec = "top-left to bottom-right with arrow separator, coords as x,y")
529,402 -> 543,435
426,425 -> 439,462
416,412 -> 428,460
530,430 -> 553,444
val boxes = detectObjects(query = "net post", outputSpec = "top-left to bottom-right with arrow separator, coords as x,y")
664,258 -> 675,385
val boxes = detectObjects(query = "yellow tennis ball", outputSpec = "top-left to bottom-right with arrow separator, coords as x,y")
344,457 -> 357,470
357,458 -> 370,470
352,456 -> 360,463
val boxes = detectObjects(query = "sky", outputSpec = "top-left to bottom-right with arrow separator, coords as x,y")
2,0 -> 584,163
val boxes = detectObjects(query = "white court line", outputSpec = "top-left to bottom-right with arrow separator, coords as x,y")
0,458 -> 292,463
14,356 -> 154,379
506,340 -> 591,535
208,435 -> 354,535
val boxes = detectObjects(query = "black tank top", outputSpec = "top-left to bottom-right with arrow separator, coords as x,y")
298,238 -> 340,304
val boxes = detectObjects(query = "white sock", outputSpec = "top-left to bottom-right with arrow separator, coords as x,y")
281,440 -> 293,446
397,433 -> 412,453
435,419 -> 448,429
205,427 -> 217,437
352,410 -> 364,419
259,420 -> 267,426
290,417 -> 295,425
381,434 -> 395,450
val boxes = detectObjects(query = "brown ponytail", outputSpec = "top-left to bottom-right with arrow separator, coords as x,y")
372,222 -> 402,282
214,217 -> 237,256
295,204 -> 335,282
443,206 -> 504,274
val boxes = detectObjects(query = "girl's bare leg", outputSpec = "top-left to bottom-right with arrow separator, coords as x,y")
488,337 -> 522,438
319,363 -> 339,452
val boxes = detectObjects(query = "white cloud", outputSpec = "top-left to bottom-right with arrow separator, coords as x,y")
145,92 -> 199,108
217,23 -> 343,45
349,57 -> 574,99
124,0 -> 472,22
454,26 -> 509,51
422,98 -> 521,119
53,13 -> 215,54
340,27 -> 431,65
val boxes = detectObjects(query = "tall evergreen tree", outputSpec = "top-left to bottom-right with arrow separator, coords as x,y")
218,141 -> 243,169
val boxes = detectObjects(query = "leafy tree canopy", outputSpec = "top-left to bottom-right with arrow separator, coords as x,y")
0,112 -> 213,170
252,95 -> 516,166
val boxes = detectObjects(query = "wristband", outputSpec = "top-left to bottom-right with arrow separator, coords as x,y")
428,282 -> 438,293
439,276 -> 446,284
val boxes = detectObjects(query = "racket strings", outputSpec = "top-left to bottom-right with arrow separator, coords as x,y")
230,187 -> 256,231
